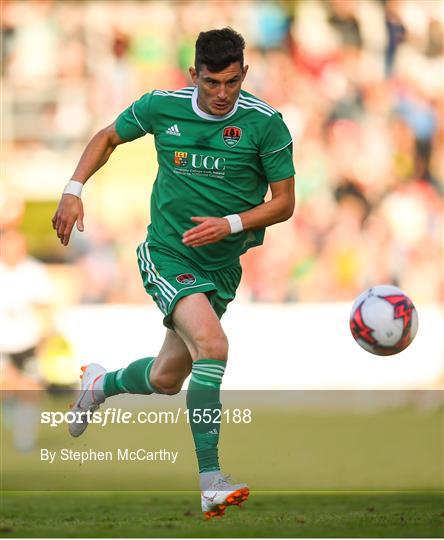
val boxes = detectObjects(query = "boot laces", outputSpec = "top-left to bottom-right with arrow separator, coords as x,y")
213,474 -> 233,489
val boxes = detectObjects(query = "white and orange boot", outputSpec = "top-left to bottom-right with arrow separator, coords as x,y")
68,363 -> 106,437
201,475 -> 249,519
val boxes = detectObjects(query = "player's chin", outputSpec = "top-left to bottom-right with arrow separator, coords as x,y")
210,103 -> 232,115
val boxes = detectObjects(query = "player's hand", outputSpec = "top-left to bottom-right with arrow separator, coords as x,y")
182,216 -> 231,248
51,194 -> 84,246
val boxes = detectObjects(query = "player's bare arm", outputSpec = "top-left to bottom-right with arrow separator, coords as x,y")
52,123 -> 125,246
182,176 -> 295,248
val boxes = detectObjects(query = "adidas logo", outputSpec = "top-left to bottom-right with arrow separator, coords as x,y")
166,124 -> 181,136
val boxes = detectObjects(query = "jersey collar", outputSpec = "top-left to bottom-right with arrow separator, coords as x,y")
191,87 -> 239,121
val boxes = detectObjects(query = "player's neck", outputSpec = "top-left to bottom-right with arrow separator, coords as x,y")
192,88 -> 238,120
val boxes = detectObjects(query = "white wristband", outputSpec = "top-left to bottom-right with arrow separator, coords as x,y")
224,214 -> 243,234
63,180 -> 84,198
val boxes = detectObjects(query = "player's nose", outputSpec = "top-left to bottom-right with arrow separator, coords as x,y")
217,85 -> 227,99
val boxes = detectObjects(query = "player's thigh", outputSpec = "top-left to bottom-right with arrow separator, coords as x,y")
136,242 -> 216,330
151,329 -> 192,381
172,293 -> 228,362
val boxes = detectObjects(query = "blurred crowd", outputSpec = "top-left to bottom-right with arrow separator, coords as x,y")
1,0 -> 443,319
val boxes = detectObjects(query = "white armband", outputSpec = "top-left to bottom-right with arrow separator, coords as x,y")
63,180 -> 84,198
224,214 -> 243,234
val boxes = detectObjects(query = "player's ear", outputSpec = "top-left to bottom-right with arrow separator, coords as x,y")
241,65 -> 249,81
189,66 -> 198,85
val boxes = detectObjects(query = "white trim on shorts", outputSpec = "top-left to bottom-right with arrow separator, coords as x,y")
137,242 -> 177,303
137,241 -> 215,313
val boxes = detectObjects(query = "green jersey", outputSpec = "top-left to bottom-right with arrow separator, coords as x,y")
115,86 -> 295,270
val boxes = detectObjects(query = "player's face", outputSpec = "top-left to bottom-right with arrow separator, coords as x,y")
190,62 -> 248,116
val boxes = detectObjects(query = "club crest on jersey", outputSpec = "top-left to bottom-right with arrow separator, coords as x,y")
222,126 -> 242,148
174,151 -> 188,166
176,273 -> 196,285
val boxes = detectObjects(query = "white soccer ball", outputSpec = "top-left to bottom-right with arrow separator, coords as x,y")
349,285 -> 418,356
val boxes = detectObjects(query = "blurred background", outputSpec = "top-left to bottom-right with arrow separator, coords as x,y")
1,0 -> 443,392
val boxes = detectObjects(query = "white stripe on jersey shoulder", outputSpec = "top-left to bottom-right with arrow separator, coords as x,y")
240,93 -> 277,115
153,87 -> 194,98
174,86 -> 194,94
259,139 -> 293,157
238,101 -> 273,117
131,103 -> 147,133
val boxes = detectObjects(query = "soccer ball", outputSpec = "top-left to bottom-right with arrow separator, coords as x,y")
349,285 -> 418,356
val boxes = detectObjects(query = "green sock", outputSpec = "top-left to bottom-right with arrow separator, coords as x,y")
103,357 -> 159,397
186,358 -> 226,473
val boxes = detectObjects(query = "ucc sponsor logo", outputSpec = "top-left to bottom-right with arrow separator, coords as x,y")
174,151 -> 226,171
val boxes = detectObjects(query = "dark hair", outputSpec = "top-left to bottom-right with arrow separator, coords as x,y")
195,27 -> 245,73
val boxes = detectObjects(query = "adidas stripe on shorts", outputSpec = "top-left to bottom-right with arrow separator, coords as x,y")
136,242 -> 242,329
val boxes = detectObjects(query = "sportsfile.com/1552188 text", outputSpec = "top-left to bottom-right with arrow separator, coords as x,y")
40,408 -> 252,428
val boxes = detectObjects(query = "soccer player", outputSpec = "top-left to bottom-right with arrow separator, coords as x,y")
52,28 -> 295,518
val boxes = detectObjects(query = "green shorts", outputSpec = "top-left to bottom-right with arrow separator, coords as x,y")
136,241 -> 242,329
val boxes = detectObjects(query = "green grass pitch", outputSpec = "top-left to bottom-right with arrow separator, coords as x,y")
1,491 -> 443,537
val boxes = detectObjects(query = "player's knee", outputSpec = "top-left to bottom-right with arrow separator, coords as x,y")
150,372 -> 183,395
195,332 -> 228,362
162,385 -> 182,396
